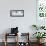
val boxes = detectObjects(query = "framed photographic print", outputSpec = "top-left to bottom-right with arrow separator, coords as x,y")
10,10 -> 24,17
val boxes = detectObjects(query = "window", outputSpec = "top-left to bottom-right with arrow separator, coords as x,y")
37,0 -> 46,18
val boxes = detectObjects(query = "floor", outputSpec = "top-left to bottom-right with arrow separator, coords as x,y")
0,42 -> 46,46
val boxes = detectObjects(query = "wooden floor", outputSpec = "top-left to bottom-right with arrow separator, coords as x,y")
0,42 -> 46,46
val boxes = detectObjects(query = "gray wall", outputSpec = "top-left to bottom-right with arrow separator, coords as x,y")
0,0 -> 36,42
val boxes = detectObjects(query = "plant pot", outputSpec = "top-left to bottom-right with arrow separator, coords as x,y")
37,39 -> 40,43
40,38 -> 45,43
37,39 -> 45,44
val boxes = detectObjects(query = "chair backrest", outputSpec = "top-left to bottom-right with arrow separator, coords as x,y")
11,27 -> 18,34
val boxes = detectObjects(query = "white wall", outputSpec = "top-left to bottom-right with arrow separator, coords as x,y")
0,0 -> 36,42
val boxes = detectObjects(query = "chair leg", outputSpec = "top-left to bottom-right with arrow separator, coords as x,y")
4,33 -> 7,46
4,41 -> 7,46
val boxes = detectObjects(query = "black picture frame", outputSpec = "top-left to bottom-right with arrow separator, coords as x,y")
10,10 -> 24,17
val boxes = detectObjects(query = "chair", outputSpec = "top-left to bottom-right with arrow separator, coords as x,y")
4,33 -> 18,46
4,27 -> 19,46
18,33 -> 30,46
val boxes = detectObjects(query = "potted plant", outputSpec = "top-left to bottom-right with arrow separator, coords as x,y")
40,26 -> 45,29
33,32 -> 46,43
32,25 -> 39,30
32,24 -> 45,30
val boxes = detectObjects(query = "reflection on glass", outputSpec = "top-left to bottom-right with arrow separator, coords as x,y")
39,13 -> 44,17
45,13 -> 46,17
